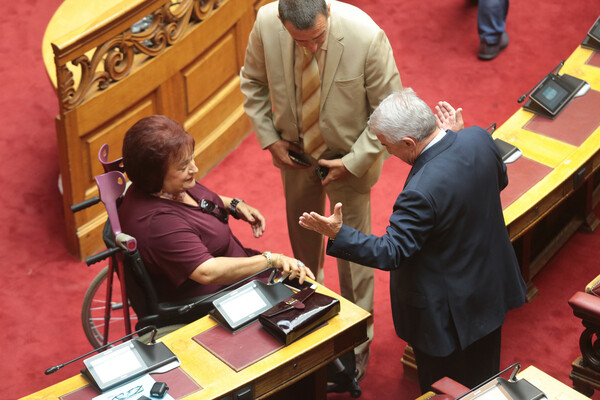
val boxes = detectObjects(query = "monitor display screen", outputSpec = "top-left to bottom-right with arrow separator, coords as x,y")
85,342 -> 146,388
219,285 -> 269,324
589,17 -> 600,40
531,78 -> 569,114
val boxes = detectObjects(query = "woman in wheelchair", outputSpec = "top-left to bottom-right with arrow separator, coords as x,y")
119,115 -> 314,303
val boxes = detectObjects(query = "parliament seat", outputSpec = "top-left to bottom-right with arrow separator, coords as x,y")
568,274 -> 600,396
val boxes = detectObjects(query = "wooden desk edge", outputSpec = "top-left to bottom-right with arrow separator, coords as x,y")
21,283 -> 371,400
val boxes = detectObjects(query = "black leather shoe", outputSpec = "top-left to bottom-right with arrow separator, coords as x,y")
478,31 -> 509,60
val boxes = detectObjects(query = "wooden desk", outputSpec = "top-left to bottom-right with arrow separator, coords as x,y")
417,366 -> 591,400
495,48 -> 600,301
42,0 -> 265,259
21,284 -> 370,400
517,366 -> 590,400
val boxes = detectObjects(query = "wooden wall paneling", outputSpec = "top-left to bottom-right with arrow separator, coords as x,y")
74,98 -> 158,257
156,73 -> 186,122
54,114 -> 78,254
85,98 -> 157,185
183,27 -> 250,177
51,0 -> 264,259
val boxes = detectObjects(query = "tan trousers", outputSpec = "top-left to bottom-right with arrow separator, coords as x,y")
280,160 -> 379,356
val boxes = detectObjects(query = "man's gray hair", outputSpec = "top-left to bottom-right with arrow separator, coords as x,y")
368,88 -> 437,144
278,0 -> 328,30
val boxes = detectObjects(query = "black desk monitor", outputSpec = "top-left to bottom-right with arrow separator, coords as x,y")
456,363 -> 546,400
523,73 -> 587,119
494,138 -> 522,164
82,340 -> 177,392
211,280 -> 293,332
581,16 -> 600,51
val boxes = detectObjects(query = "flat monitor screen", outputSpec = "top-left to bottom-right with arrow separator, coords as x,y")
84,341 -> 146,389
589,17 -> 600,40
531,77 -> 570,115
219,284 -> 269,324
213,281 -> 274,329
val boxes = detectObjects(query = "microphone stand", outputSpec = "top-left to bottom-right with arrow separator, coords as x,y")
44,325 -> 157,375
517,59 -> 565,103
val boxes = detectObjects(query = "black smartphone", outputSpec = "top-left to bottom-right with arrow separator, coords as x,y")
288,150 -> 312,167
316,165 -> 329,180
278,274 -> 317,290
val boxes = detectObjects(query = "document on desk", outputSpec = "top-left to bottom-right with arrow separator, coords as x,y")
459,378 -> 547,400
93,374 -> 174,400
461,387 -> 548,400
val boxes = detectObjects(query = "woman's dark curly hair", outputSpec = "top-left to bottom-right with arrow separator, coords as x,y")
122,115 -> 195,193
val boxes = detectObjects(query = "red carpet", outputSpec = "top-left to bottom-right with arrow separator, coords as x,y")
3,0 -> 600,399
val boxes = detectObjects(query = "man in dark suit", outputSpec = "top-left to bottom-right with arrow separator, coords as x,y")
299,88 -> 527,392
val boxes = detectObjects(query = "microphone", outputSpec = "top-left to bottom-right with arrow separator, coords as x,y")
44,325 -> 157,375
177,294 -> 215,314
517,59 -> 565,103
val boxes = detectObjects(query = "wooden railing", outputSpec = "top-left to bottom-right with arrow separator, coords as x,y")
46,0 -> 271,258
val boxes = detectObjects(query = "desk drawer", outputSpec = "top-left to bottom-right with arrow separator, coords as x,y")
254,319 -> 368,398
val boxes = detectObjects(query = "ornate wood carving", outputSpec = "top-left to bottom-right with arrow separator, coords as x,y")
569,291 -> 600,396
579,320 -> 600,371
48,0 -> 269,258
52,0 -> 221,113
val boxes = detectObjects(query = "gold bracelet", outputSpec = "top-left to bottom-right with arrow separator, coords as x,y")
262,251 -> 273,268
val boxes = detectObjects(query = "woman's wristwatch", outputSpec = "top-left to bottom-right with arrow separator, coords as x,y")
228,198 -> 244,219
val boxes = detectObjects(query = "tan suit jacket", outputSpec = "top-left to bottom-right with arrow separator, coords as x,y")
240,2 -> 401,358
240,1 -> 402,184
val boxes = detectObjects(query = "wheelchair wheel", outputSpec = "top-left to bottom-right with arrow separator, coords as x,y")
81,266 -> 138,348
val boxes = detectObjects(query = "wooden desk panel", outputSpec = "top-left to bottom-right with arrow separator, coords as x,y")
494,46 -> 600,297
519,366 -> 591,400
403,45 -> 600,379
42,0 -> 272,259
21,284 -> 370,400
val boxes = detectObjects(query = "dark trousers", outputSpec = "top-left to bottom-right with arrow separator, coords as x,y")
413,326 -> 502,393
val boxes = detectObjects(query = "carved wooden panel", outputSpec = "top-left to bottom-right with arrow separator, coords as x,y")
49,0 -> 271,258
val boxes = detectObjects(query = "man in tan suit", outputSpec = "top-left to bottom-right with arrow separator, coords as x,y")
240,0 -> 402,380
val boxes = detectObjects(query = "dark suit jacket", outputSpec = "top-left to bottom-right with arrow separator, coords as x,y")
328,127 -> 527,357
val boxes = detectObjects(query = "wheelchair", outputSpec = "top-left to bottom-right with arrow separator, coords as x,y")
73,145 -> 362,397
74,145 -> 266,348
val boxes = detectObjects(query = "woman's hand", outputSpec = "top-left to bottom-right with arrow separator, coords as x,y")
236,201 -> 266,238
273,253 -> 315,284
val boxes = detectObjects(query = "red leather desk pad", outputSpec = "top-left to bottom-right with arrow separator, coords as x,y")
193,321 -> 284,372
59,367 -> 201,400
587,51 -> 600,68
523,89 -> 600,147
501,157 -> 553,209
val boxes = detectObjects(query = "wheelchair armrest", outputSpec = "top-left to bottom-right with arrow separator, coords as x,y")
156,294 -> 217,316
135,294 -> 217,331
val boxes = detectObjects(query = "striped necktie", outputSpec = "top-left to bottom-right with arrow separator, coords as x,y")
301,50 -> 326,159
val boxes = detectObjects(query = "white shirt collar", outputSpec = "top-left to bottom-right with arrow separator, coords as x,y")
422,129 -> 447,154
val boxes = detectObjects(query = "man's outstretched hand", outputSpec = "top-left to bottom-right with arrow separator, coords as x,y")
299,202 -> 344,239
435,101 -> 464,132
